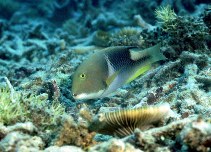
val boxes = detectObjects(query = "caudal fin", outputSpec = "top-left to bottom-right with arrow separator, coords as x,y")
130,43 -> 166,63
145,43 -> 167,63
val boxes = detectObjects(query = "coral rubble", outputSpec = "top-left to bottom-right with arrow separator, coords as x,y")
0,0 -> 210,151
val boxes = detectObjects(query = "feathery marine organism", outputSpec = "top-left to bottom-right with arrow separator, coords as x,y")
88,103 -> 170,137
72,43 -> 166,99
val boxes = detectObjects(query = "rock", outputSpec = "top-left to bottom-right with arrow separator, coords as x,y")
0,122 -> 37,140
0,131 -> 44,152
179,118 -> 211,152
89,138 -> 142,152
44,145 -> 84,152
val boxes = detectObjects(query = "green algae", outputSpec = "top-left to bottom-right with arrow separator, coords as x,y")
155,5 -> 177,24
0,84 -> 65,130
0,87 -> 26,125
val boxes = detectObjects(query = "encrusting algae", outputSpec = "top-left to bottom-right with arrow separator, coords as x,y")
88,103 -> 170,137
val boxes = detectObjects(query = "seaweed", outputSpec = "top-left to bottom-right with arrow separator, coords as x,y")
0,78 -> 66,131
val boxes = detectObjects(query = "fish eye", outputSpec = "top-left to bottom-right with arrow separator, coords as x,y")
79,73 -> 86,79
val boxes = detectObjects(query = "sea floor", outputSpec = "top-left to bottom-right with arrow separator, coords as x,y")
0,1 -> 211,152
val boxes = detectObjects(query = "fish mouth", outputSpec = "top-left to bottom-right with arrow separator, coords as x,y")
72,90 -> 104,100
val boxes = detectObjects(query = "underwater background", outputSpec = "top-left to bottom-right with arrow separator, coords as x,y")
0,0 -> 211,151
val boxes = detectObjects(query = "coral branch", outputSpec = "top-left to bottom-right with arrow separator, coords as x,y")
4,77 -> 16,103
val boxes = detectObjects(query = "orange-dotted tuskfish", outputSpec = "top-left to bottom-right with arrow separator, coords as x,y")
72,43 -> 166,99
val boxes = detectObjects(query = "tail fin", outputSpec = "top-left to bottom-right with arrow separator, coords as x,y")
142,43 -> 166,63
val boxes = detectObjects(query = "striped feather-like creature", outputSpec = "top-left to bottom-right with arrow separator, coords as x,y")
88,103 -> 170,137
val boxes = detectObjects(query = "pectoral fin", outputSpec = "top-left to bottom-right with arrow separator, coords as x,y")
106,71 -> 119,86
126,64 -> 151,83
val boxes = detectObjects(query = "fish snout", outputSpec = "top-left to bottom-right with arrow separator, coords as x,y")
72,93 -> 86,100
72,93 -> 84,99
72,93 -> 77,99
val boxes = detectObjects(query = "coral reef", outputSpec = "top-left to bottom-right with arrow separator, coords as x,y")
178,117 -> 211,151
0,132 -> 44,152
109,27 -> 144,47
88,117 -> 211,152
0,122 -> 43,151
0,0 -> 20,19
51,114 -> 96,149
0,0 -> 210,151
44,145 -> 84,152
89,138 -> 141,152
124,117 -> 211,151
0,78 -> 66,133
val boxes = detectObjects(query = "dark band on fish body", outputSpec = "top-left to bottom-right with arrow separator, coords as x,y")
105,47 -> 151,71
105,47 -> 134,70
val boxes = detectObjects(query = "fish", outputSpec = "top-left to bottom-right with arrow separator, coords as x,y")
72,43 -> 166,100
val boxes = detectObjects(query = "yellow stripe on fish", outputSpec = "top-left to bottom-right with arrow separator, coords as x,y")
126,64 -> 151,84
